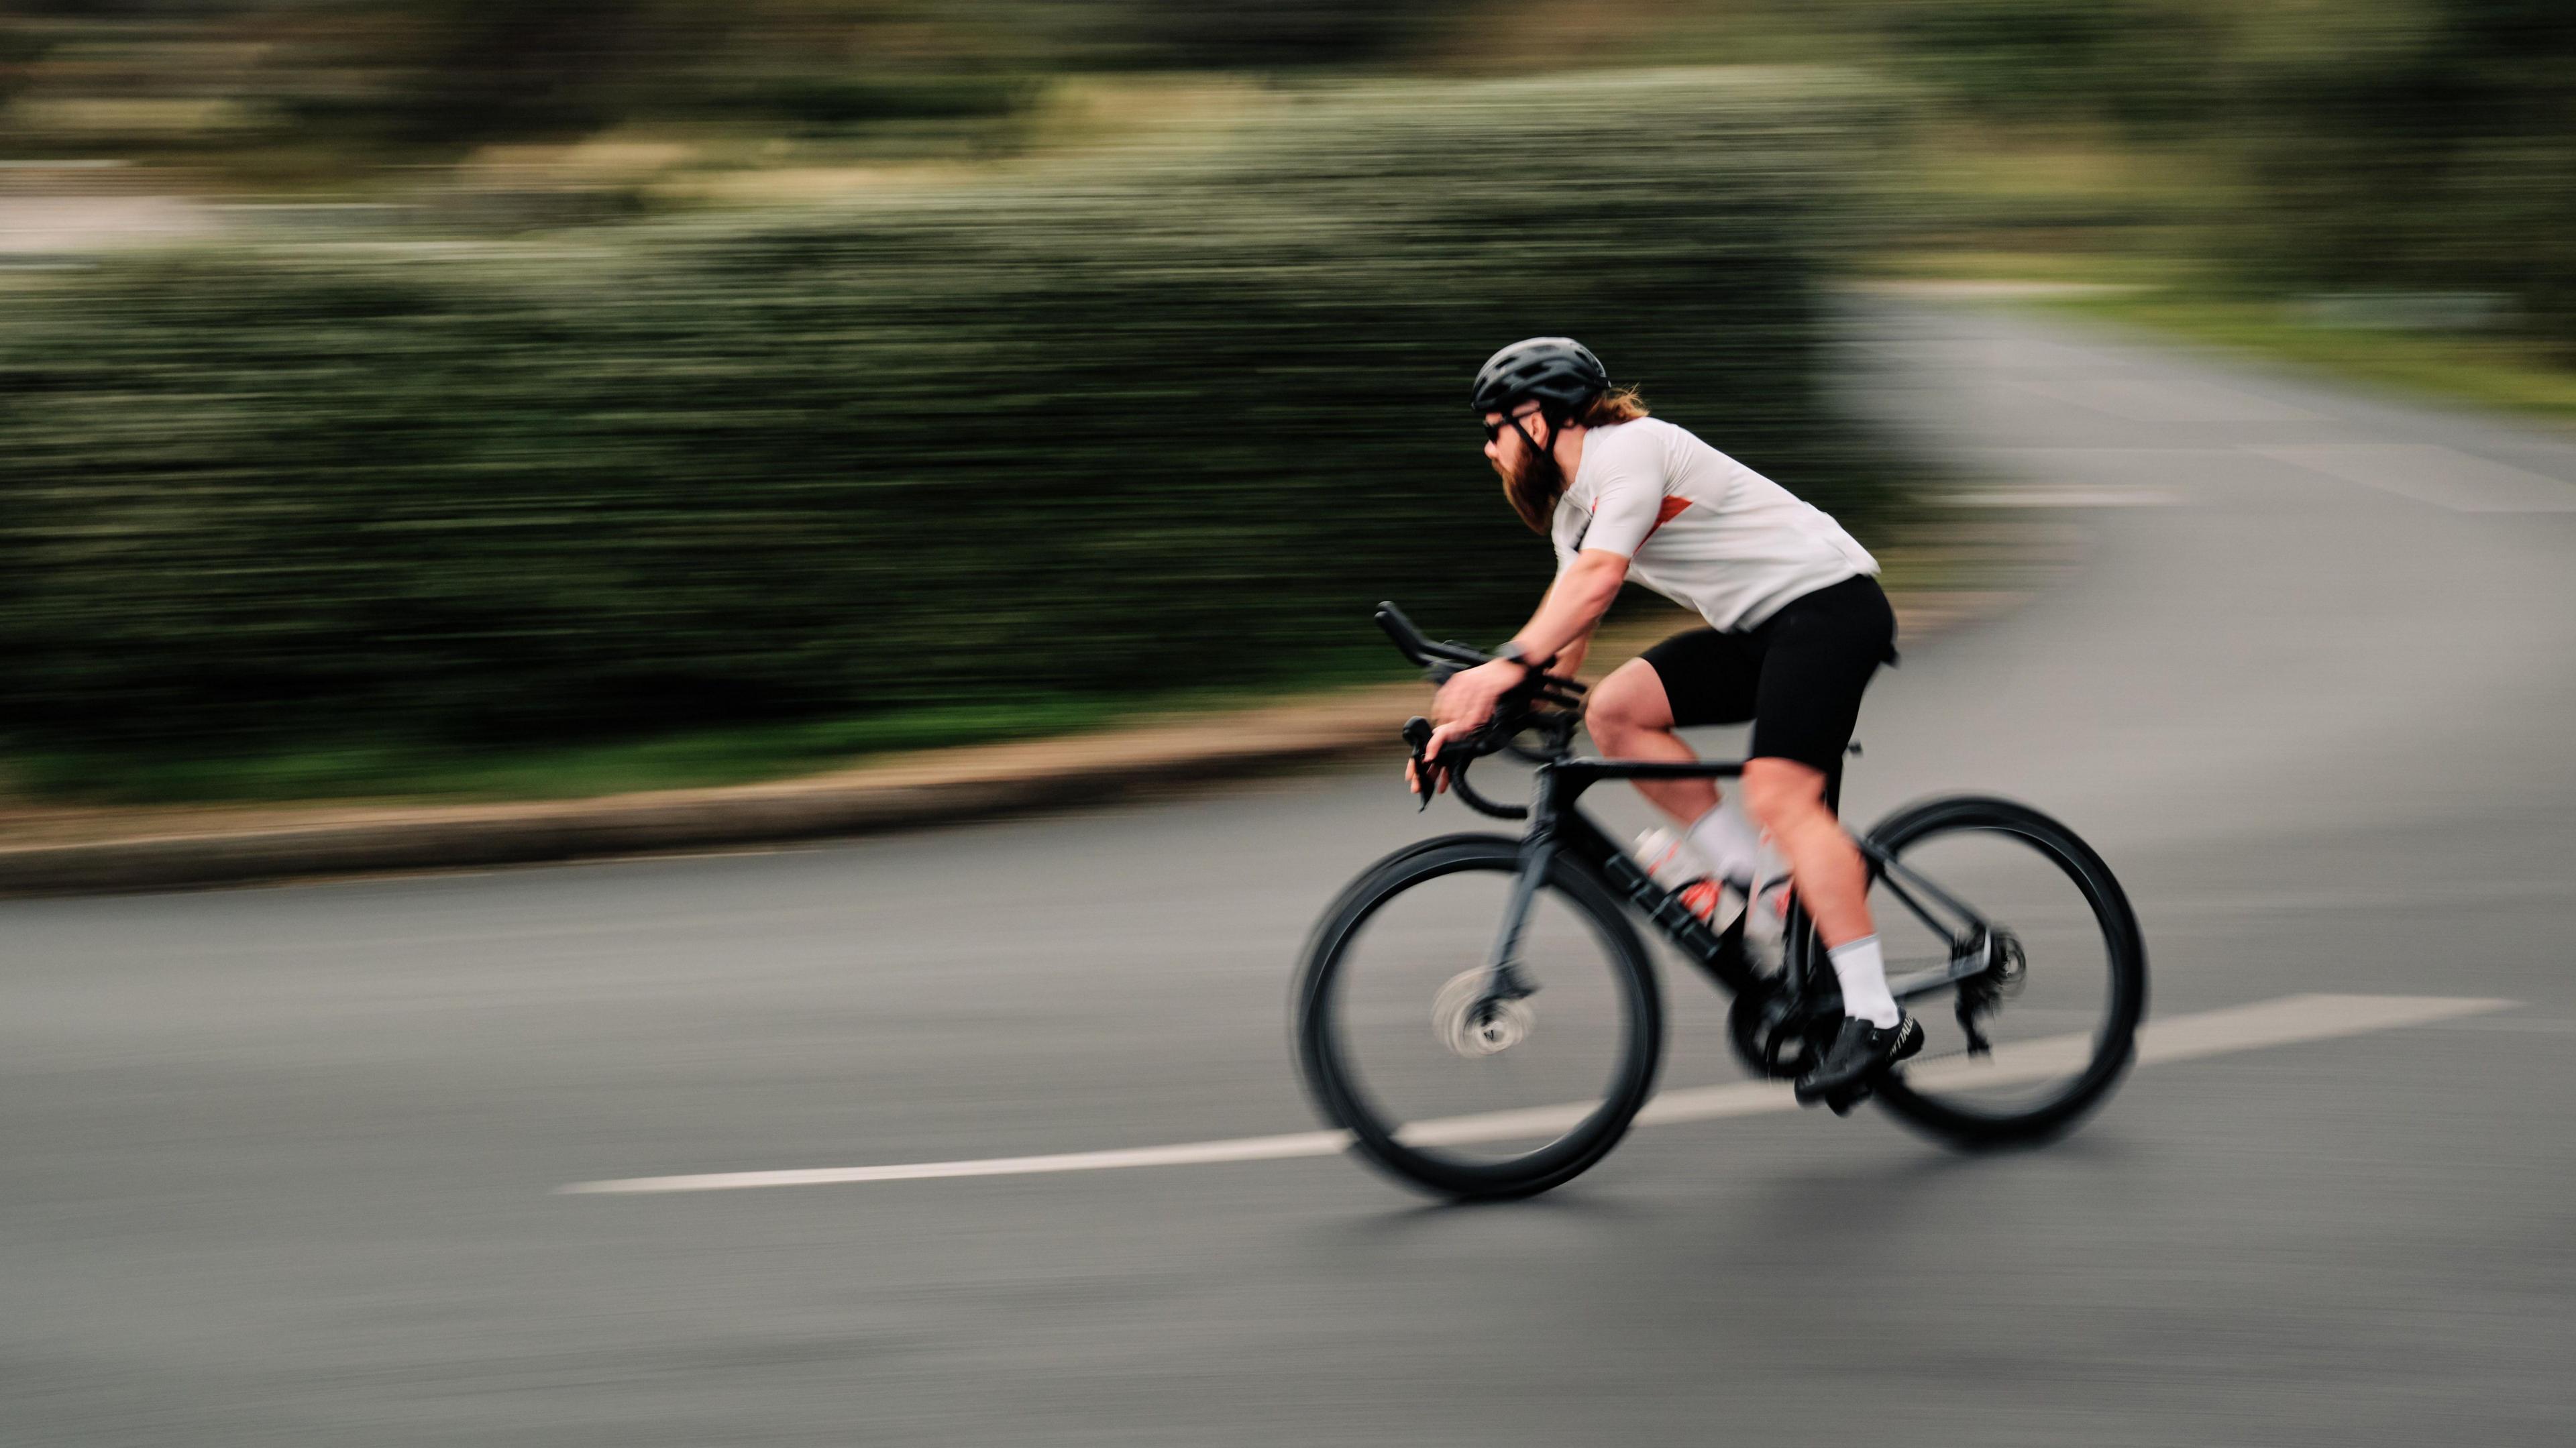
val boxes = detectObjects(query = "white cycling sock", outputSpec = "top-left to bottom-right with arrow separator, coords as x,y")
1685,804 -> 1764,889
1828,935 -> 1900,1028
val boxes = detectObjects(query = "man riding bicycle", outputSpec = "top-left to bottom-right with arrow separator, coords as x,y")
1419,337 -> 1916,1105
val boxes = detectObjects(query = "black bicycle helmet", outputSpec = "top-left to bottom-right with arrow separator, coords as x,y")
1471,337 -> 1609,416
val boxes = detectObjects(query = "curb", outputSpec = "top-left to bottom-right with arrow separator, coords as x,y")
0,687 -> 1423,897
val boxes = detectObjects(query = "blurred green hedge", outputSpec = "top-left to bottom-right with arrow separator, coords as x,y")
0,70 -> 1900,765
1884,0 -> 2576,351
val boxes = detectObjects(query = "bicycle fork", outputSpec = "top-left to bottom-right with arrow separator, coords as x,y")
1477,768 -> 1560,1009
1483,765 -> 1756,1005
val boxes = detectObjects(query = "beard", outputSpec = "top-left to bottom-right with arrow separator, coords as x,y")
1493,433 -> 1564,534
1494,438 -> 1558,494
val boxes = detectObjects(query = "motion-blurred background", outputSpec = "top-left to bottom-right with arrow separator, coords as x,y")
3,1 -> 2569,805
11,12 -> 2576,1445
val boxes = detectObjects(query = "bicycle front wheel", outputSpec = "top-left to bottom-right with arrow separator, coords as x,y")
1295,834 -> 1662,1200
1841,797 -> 2147,1146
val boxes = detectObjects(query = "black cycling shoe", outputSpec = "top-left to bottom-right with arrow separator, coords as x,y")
1794,1015 -> 1925,1109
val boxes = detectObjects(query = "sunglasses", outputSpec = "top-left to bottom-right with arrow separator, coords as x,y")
1481,408 -> 1544,443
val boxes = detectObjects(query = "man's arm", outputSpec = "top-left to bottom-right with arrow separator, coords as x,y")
1552,622 -> 1597,681
1505,549 -> 1627,670
1424,549 -> 1627,755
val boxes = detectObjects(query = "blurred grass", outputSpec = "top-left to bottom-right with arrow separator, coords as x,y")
0,683 -> 1297,805
2040,293 -> 2576,424
1869,247 -> 2576,424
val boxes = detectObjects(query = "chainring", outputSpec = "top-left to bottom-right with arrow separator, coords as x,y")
1727,983 -> 1830,1081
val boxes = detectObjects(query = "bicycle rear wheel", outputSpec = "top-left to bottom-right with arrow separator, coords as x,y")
1835,797 -> 2147,1146
1295,834 -> 1662,1200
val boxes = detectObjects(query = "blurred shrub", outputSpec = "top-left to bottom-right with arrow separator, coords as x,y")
1881,0 -> 2221,130
0,70 -> 1899,762
0,1 -> 1046,161
1877,0 -> 2576,349
313,0 -> 732,146
2223,0 -> 2576,347
0,0 -> 1456,163
1099,0 -> 1468,68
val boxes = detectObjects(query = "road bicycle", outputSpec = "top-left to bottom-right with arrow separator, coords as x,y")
1293,604 -> 2148,1200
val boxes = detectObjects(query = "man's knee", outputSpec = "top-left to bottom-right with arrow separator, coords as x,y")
1740,758 -> 1831,832
1584,661 -> 1671,746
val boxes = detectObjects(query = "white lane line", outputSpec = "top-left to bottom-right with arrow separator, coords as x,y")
558,1129 -> 1359,1194
557,993 -> 2512,1196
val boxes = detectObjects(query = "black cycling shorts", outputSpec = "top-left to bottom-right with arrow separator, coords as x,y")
1639,574 -> 1897,775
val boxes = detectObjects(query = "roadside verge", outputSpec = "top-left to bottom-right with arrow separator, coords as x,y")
0,591 -> 2023,896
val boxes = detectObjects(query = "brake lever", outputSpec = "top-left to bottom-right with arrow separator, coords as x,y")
1401,716 -> 1444,812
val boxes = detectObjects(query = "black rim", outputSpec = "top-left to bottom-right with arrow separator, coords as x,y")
1297,840 -> 1661,1196
1849,799 -> 2146,1137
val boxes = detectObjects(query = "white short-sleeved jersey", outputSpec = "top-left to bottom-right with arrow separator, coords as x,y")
1548,416 -> 1876,632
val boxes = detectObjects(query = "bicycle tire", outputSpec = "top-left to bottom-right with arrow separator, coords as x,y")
1294,834 -> 1663,1200
1825,796 -> 2147,1147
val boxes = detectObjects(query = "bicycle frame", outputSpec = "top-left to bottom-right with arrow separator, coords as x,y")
1483,754 -> 2005,1011
1318,606 -> 2143,1190
1370,597 -> 2001,1015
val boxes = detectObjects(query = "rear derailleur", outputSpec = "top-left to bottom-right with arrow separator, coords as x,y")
1953,927 -> 2027,1057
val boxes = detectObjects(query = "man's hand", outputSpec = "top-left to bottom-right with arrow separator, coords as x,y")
1403,549 -> 1623,799
1407,659 -> 1526,795
1433,657 -> 1525,735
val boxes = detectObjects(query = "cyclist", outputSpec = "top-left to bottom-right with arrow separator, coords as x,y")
1419,337 -> 1917,1106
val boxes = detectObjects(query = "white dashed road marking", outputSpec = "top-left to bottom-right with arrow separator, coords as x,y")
559,993 -> 2512,1196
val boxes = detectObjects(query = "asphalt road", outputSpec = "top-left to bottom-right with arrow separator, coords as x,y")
9,305 -> 2575,1445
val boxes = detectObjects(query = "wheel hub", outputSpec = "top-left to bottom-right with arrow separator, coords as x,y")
1433,968 -> 1536,1057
